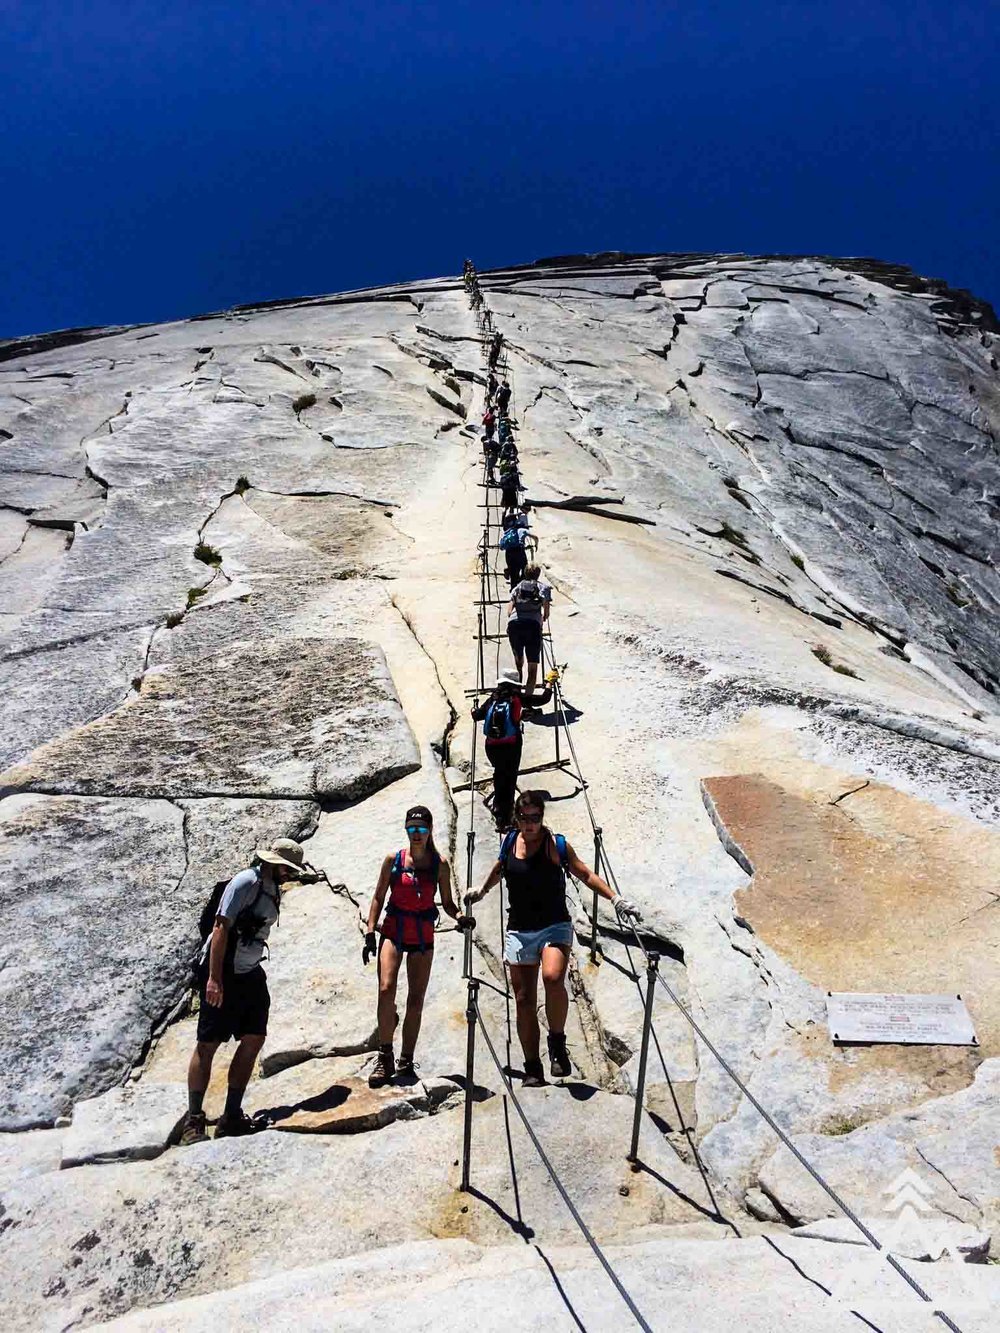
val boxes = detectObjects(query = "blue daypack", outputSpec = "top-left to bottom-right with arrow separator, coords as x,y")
499,527 -> 525,551
484,696 -> 519,741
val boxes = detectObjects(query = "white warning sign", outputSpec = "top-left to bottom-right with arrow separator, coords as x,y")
826,993 -> 977,1046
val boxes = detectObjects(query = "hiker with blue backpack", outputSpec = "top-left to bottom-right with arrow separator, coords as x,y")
465,790 -> 642,1084
499,514 -> 530,587
471,668 -> 552,830
362,805 -> 473,1087
180,839 -> 316,1145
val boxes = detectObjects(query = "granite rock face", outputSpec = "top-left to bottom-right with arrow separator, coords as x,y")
1,254 -> 998,1329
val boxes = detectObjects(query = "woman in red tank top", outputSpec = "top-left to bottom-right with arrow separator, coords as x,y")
363,805 -> 472,1087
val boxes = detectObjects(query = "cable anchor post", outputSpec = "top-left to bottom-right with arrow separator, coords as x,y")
628,952 -> 659,1166
463,828 -> 476,979
589,828 -> 603,964
460,976 -> 480,1192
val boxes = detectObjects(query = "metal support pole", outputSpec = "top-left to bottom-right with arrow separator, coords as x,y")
589,828 -> 603,963
477,611 -> 485,692
461,977 -> 480,1191
628,953 -> 660,1164
463,828 -> 476,978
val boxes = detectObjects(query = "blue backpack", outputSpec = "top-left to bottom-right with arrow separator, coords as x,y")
484,696 -> 518,741
499,527 -> 525,551
499,830 -> 569,873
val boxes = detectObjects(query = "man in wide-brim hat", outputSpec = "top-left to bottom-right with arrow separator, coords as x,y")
180,838 -> 314,1144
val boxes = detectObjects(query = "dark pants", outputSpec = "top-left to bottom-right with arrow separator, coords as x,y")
486,738 -> 522,829
505,545 -> 527,586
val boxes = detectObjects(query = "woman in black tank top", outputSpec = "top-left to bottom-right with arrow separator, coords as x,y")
467,790 -> 641,1086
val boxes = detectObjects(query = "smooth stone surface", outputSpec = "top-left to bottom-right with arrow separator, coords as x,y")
0,1128 -> 64,1192
792,1215 -> 991,1262
100,1235 -> 1000,1332
1,637 -> 418,800
62,1083 -> 188,1167
0,1089 -> 724,1331
0,794 -> 187,1129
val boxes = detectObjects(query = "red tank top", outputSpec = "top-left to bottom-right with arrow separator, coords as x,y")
387,849 -> 439,913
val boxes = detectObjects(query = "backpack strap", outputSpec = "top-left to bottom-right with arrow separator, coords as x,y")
554,833 -> 568,868
498,830 -> 517,869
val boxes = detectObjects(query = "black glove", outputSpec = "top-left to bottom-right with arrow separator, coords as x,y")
362,931 -> 378,966
456,914 -> 476,932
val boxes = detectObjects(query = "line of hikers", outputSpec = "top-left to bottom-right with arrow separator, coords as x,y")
178,266 -> 640,1145
180,792 -> 640,1143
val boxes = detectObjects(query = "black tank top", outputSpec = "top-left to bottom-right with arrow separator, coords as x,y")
505,835 -> 570,932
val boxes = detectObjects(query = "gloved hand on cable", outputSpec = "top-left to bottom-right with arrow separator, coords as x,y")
613,895 -> 643,924
544,667 -> 560,684
456,913 -> 476,932
362,931 -> 378,966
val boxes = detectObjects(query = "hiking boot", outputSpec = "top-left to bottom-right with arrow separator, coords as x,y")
179,1111 -> 208,1146
396,1053 -> 417,1081
369,1046 -> 395,1088
522,1058 -> 546,1088
214,1108 -> 265,1139
548,1033 -> 572,1080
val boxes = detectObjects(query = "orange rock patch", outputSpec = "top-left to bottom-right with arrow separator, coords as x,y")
703,773 -> 1000,1059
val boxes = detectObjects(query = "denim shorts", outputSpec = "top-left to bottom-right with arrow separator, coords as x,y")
504,920 -> 574,964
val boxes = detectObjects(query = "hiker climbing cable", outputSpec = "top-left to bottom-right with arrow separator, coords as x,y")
507,563 -> 551,694
488,331 -> 503,369
466,791 -> 642,1085
499,516 -> 530,587
497,413 -> 516,447
483,433 -> 500,484
497,380 -> 512,414
471,670 -> 552,830
499,457 -> 522,509
180,839 -> 312,1144
363,806 -> 472,1086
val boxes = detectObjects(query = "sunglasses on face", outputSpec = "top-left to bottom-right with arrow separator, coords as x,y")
517,812 -> 543,824
406,825 -> 430,835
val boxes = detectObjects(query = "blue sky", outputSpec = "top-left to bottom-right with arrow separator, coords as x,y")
3,0 -> 997,336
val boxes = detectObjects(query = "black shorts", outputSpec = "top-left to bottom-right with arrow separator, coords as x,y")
508,618 -> 542,663
378,934 -> 435,956
197,966 -> 270,1043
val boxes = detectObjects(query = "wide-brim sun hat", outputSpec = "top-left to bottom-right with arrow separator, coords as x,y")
495,668 -> 521,689
255,838 -> 306,874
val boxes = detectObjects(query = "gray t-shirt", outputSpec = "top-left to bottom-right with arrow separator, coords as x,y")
509,578 -> 552,625
201,867 -> 279,975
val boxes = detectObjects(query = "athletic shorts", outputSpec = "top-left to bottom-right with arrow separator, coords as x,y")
505,921 -> 574,965
196,966 -> 270,1042
378,934 -> 435,956
507,618 -> 542,664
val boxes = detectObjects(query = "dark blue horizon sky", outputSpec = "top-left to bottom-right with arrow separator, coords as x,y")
4,0 -> 998,338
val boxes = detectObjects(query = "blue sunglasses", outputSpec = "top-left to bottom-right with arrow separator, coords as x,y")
406,824 -> 430,835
